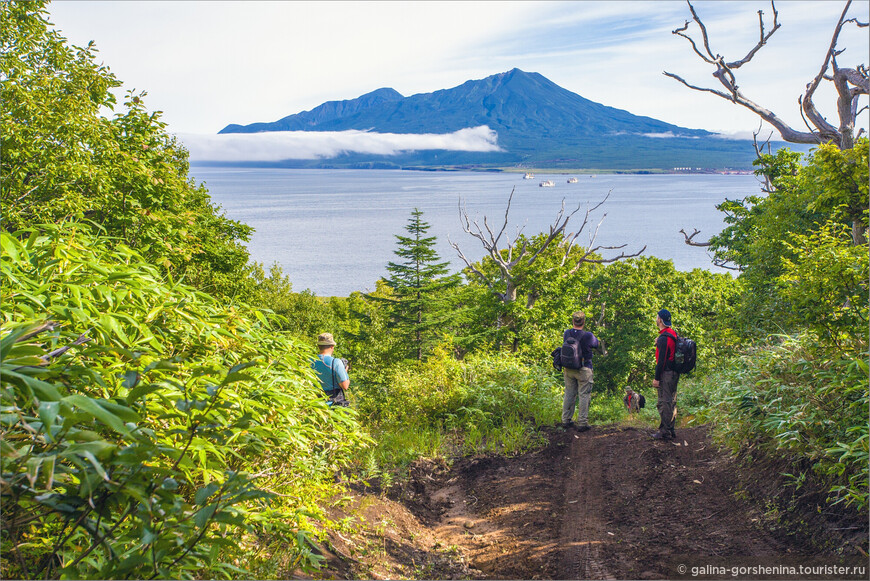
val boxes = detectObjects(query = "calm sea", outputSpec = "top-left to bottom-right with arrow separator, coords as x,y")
188,168 -> 760,296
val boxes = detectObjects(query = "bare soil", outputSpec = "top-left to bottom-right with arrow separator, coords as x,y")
301,424 -> 868,580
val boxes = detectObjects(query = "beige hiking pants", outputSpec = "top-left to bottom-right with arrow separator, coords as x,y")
562,367 -> 593,426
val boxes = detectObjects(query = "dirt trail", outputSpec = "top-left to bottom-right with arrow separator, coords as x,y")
317,424 -> 867,580
559,430 -> 616,580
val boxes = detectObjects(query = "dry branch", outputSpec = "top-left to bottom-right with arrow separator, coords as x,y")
680,228 -> 712,247
450,188 -> 645,303
664,0 -> 868,150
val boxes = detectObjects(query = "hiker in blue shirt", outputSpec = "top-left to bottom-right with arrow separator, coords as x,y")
311,333 -> 350,407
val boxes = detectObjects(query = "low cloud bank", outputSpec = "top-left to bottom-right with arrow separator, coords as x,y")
641,131 -> 699,139
712,129 -> 773,140
180,126 -> 501,162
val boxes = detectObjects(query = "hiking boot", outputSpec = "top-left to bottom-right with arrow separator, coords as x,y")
576,425 -> 591,433
561,421 -> 575,430
651,431 -> 672,440
669,428 -> 677,439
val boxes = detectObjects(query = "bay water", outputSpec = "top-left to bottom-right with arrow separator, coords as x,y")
189,168 -> 760,296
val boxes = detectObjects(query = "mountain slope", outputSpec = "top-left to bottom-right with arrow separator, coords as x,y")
220,87 -> 404,133
220,69 -> 702,140
217,69 -> 773,170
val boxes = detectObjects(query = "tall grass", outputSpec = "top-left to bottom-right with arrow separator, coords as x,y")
353,346 -> 565,466
677,334 -> 868,512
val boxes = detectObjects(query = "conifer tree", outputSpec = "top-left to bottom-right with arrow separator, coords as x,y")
378,208 -> 460,360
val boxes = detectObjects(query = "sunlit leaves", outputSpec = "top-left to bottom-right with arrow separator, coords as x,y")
778,221 -> 869,353
1,0 -> 253,301
1,224 -> 370,579
695,334 -> 868,511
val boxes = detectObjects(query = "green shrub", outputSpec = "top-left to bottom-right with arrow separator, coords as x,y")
354,345 -> 562,461
0,225 -> 370,579
680,334 -> 868,511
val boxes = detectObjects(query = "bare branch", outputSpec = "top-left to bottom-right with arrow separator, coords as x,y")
686,1 -> 716,61
726,2 -> 781,69
595,303 -> 606,328
680,228 -> 712,247
663,71 -> 733,100
492,186 -> 516,247
569,245 -> 647,271
666,0 -> 867,149
41,332 -> 92,364
452,189 -> 643,307
447,234 -> 491,289
752,124 -> 775,192
524,197 -> 584,267
672,18 -> 715,64
664,71 -> 826,144
798,94 -> 823,139
712,258 -> 742,271
752,123 -> 774,158
15,321 -> 61,343
802,0 -> 867,147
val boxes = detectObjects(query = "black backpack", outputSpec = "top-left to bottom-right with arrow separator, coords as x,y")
560,334 -> 584,370
326,357 -> 350,407
671,334 -> 697,374
551,347 -> 562,371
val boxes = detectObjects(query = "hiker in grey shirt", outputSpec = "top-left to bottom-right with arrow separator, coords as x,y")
561,311 -> 600,432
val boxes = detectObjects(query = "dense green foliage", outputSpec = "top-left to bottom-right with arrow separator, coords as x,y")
1,0 -> 254,300
688,142 -> 869,514
710,140 -> 869,336
1,4 -> 368,577
678,334 -> 868,511
0,225 -> 369,578
355,346 -> 560,464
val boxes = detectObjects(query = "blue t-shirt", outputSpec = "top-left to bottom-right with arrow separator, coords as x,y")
563,328 -> 600,369
311,354 -> 349,392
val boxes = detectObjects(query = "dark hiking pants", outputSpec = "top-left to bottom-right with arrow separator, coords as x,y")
657,370 -> 679,437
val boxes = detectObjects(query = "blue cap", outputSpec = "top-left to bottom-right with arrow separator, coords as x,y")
658,309 -> 671,326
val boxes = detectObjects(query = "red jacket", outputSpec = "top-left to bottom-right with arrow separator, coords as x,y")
655,327 -> 677,381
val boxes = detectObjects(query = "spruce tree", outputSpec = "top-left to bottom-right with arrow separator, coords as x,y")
380,208 -> 460,360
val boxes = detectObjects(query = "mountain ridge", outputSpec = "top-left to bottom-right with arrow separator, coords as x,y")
216,69 -> 780,170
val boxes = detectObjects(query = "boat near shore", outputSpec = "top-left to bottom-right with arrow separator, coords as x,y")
539,179 -> 555,187
523,172 -> 535,179
567,177 -> 578,183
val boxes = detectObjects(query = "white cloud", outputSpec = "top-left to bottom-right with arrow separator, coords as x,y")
713,130 -> 770,141
180,126 -> 502,162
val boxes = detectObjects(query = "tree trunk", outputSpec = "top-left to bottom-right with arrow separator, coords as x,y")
416,290 -> 422,360
852,216 -> 867,246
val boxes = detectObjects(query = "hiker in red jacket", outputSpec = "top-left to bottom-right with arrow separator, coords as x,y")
652,309 -> 678,440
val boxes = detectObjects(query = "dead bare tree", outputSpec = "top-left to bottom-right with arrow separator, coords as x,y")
448,188 -> 645,306
448,187 -> 645,351
664,0 -> 868,150
669,0 -> 868,254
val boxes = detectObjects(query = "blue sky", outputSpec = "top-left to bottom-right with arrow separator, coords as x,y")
48,1 -> 868,154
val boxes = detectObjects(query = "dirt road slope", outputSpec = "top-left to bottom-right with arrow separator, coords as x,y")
313,424 -> 867,580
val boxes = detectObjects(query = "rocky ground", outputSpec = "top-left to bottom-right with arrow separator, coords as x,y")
295,424 -> 867,580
